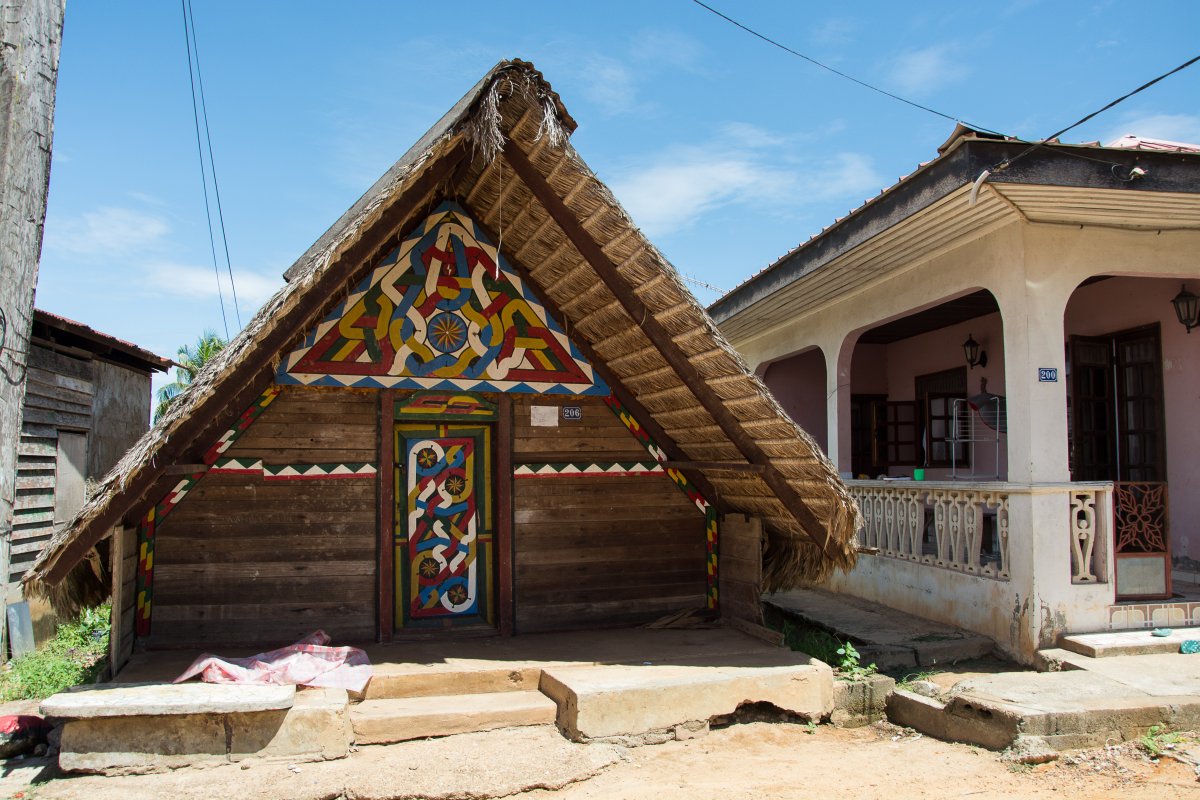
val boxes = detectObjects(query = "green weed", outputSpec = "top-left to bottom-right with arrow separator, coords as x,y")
1140,725 -> 1186,758
0,605 -> 110,701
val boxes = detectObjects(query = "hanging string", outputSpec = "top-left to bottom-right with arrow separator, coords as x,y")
494,158 -> 504,279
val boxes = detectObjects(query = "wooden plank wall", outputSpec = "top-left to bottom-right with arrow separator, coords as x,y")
150,388 -> 378,648
10,345 -> 94,582
718,514 -> 764,625
510,395 -> 707,632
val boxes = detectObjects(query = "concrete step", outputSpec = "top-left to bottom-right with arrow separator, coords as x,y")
889,666 -> 1200,753
360,665 -> 544,700
540,658 -> 833,742
350,690 -> 557,745
1058,626 -> 1200,658
765,588 -> 994,670
1033,647 -> 1091,672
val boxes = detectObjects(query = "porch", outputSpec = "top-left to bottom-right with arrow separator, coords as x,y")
55,627 -> 834,773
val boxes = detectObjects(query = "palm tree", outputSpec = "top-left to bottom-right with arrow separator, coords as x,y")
154,330 -> 227,421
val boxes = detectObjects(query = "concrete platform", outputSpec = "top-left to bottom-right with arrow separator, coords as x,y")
765,587 -> 994,669
111,627 -> 834,752
54,686 -> 351,774
1059,626 -> 1200,658
541,647 -> 833,742
889,649 -> 1200,752
42,682 -> 295,718
352,690 -> 557,744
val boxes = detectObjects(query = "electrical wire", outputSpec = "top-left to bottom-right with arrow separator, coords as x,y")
181,0 -> 234,337
185,0 -> 242,329
991,53 -> 1200,175
687,0 -> 1006,136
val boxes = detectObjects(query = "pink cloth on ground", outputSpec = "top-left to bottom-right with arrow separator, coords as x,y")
174,630 -> 372,693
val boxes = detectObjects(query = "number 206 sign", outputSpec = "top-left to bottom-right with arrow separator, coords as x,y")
562,406 -> 582,421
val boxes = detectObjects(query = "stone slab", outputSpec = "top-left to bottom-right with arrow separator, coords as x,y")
57,687 -> 350,774
352,690 -> 557,744
886,688 -> 1016,750
766,588 -> 994,667
1048,651 -> 1200,697
541,659 -> 833,741
1059,626 -> 1200,658
361,665 -> 544,700
42,681 -> 295,719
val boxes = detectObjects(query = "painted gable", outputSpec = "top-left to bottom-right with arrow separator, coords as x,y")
278,202 -> 607,395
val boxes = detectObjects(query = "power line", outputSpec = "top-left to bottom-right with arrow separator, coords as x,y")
991,53 -> 1200,175
180,0 -> 237,337
686,0 -> 1006,137
185,0 -> 241,329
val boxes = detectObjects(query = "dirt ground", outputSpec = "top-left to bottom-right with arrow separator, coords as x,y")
6,720 -> 1199,800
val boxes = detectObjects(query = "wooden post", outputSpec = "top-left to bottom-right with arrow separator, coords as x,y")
108,527 -> 124,672
378,390 -> 395,641
0,0 -> 66,659
496,395 -> 514,636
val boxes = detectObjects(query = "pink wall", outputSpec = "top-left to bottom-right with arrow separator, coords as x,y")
1065,277 -> 1200,564
762,348 -> 828,452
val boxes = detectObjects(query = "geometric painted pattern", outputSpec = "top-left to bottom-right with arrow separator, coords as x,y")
210,457 -> 377,481
601,393 -> 720,610
135,471 -> 205,636
202,386 -> 282,464
513,461 -> 667,478
278,201 -> 608,395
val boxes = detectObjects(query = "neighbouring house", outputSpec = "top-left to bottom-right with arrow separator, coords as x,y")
710,125 -> 1200,663
12,310 -> 169,637
26,61 -> 859,673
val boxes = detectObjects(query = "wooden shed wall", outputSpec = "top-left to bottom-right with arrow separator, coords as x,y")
149,388 -> 378,647
510,395 -> 708,632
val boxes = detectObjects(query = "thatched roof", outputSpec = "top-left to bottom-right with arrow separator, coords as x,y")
28,59 -> 859,593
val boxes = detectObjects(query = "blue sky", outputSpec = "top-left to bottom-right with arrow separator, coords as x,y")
35,1 -> 1200,388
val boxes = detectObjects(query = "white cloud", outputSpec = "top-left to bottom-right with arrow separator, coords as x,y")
629,30 -> 702,69
888,44 -> 966,95
578,55 -> 643,116
46,206 -> 169,257
140,261 -> 282,315
809,17 -> 858,47
1105,113 -> 1200,147
609,127 -> 883,237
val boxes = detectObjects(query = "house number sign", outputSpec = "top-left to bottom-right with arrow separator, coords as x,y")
562,406 -> 582,421
1038,368 -> 1058,383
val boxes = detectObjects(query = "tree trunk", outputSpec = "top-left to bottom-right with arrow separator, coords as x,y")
0,0 -> 67,659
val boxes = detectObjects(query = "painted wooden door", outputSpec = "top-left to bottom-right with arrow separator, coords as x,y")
395,423 -> 494,628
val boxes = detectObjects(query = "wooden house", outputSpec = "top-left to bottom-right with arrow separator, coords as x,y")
27,62 -> 859,667
11,310 -> 168,640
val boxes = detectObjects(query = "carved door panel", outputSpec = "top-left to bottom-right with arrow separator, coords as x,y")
395,423 -> 494,628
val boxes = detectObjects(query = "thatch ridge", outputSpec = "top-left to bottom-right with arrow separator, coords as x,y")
28,59 -> 859,596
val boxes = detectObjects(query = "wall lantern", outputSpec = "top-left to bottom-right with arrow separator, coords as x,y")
1171,284 -> 1199,334
963,333 -> 987,370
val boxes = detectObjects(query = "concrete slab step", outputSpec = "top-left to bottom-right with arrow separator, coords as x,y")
766,588 -> 994,669
1058,626 -> 1200,658
890,667 -> 1200,753
360,665 -> 544,700
540,659 -> 833,742
350,690 -> 557,745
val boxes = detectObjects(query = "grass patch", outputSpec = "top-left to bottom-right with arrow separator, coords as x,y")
0,605 -> 110,701
897,668 -> 943,690
764,607 -> 877,680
